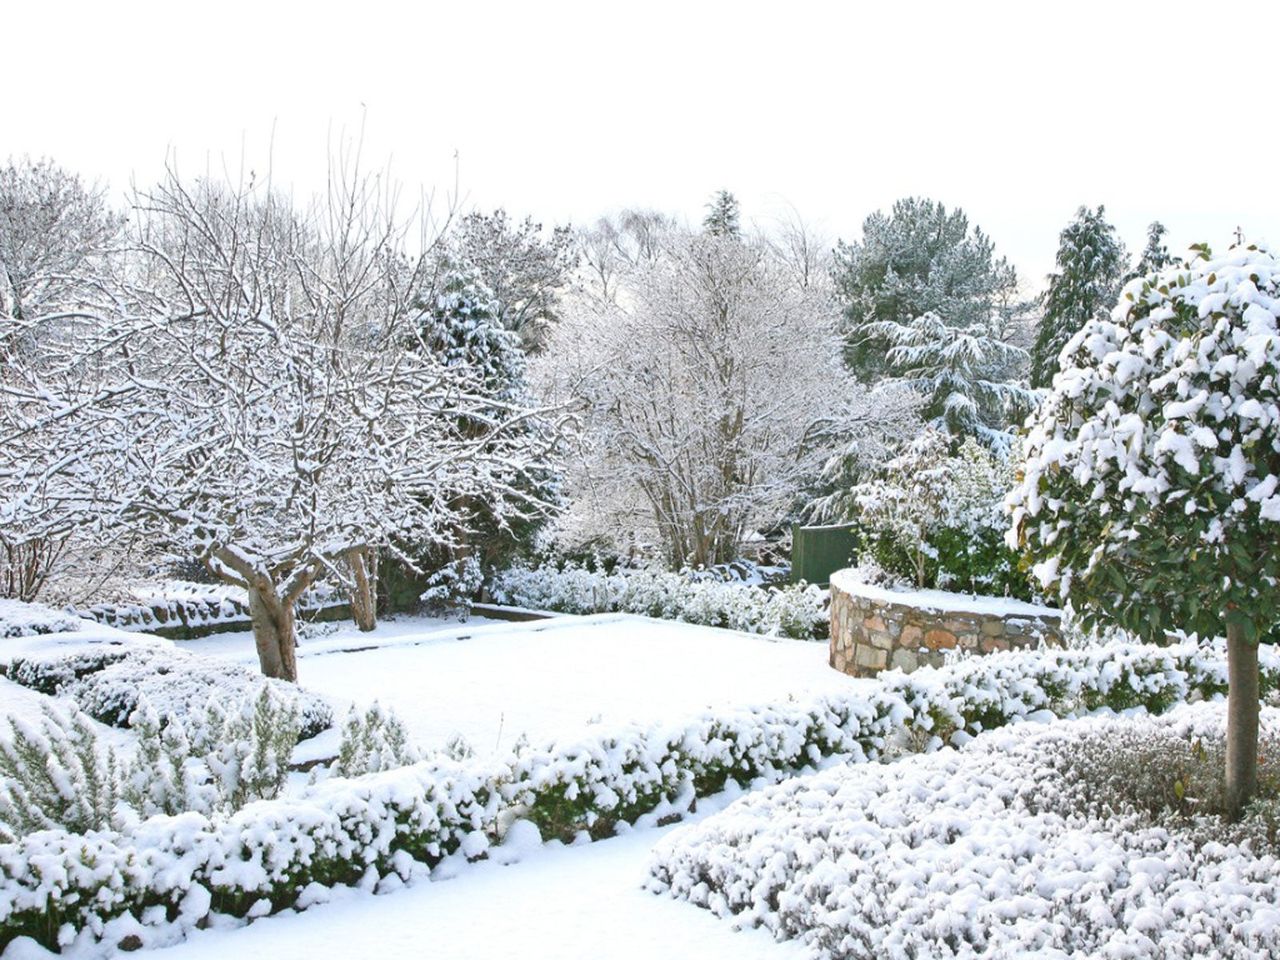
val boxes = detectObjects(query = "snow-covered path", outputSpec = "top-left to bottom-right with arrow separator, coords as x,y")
151,814 -> 813,960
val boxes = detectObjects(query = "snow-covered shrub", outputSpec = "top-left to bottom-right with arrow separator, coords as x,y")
4,646 -> 133,694
0,703 -> 122,841
72,580 -> 345,636
7,646 -> 333,740
489,563 -> 827,639
419,556 -> 483,619
852,429 -> 1033,598
124,689 -> 301,819
331,703 -> 421,779
0,598 -> 82,638
1049,718 -> 1280,850
0,755 -> 502,954
648,705 -> 1280,960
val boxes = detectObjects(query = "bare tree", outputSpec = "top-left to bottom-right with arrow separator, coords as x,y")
542,224 -> 917,568
0,156 -> 123,601
1,160 -> 565,679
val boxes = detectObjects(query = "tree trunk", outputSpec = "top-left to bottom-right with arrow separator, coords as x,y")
348,548 -> 378,633
1225,617 -> 1260,820
246,584 -> 298,682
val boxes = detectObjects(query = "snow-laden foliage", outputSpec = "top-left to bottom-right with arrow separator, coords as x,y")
0,689 -> 300,840
833,197 -> 1023,383
0,755 -> 503,954
1126,221 -> 1175,285
123,688 -> 300,821
871,309 -> 1035,446
2,638 -> 1279,953
833,197 -> 1033,444
0,164 -> 565,680
418,556 -> 483,618
446,208 -> 578,351
1031,204 -> 1127,389
850,430 -> 1032,598
0,598 -> 81,638
0,703 -> 121,841
543,224 -> 916,567
648,704 -> 1280,960
7,645 -> 333,740
1009,241 -> 1280,643
489,563 -> 827,639
330,703 -> 421,779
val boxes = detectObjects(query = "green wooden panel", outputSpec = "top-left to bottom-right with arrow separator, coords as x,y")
791,523 -> 859,587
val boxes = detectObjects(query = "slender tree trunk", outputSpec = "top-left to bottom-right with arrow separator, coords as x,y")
246,583 -> 298,682
348,548 -> 378,633
1225,617 -> 1260,820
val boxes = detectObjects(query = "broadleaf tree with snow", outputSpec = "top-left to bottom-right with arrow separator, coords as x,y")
1030,204 -> 1126,388
0,162 -> 565,681
1009,240 -> 1280,817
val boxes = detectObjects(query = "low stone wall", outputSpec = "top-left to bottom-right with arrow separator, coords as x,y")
828,570 -> 1062,678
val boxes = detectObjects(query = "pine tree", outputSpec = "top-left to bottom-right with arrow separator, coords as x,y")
1031,205 -> 1126,388
833,197 -> 1024,384
871,311 -> 1034,447
702,190 -> 741,238
1125,220 -> 1174,282
421,263 -> 529,405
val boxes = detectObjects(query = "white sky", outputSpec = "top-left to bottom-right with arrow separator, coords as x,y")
7,0 -> 1278,287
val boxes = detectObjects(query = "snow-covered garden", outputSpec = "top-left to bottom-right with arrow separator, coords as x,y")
4,127 -> 1280,959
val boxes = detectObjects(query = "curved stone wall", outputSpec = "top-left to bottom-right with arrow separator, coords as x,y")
828,570 -> 1063,678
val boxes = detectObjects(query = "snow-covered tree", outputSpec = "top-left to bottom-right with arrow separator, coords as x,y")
0,157 -> 124,602
832,197 -> 1024,382
542,225 -> 917,567
410,263 -> 561,578
0,156 -> 120,326
870,310 -> 1034,446
1031,205 -> 1126,388
0,163 -> 565,681
702,189 -> 741,239
1125,220 -> 1175,283
449,209 -> 578,350
1009,240 -> 1280,818
577,209 -> 676,304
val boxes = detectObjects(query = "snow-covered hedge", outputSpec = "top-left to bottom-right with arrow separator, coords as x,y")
489,563 -> 826,639
3,639 -> 1279,953
72,580 -> 346,636
7,646 -> 334,741
0,599 -> 82,639
648,704 -> 1280,959
0,757 -> 501,954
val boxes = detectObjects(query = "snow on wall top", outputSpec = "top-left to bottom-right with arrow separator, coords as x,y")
829,569 -> 1061,619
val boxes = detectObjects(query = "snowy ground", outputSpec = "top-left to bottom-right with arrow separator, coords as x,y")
183,613 -> 857,758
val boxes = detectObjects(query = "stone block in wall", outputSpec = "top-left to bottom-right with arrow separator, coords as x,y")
828,571 -> 1062,679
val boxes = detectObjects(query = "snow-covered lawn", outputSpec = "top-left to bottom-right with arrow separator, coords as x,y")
184,613 -> 856,757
